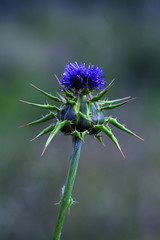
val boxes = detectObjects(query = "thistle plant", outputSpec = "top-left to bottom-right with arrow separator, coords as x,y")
20,62 -> 143,240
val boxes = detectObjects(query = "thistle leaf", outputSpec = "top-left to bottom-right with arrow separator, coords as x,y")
64,97 -> 76,106
73,130 -> 83,140
81,130 -> 89,141
90,79 -> 115,102
20,100 -> 60,111
100,98 -> 136,110
107,118 -> 144,141
31,124 -> 55,141
20,112 -> 56,127
72,130 -> 88,142
95,133 -> 105,146
41,120 -> 71,155
30,83 -> 61,102
95,124 -> 125,158
99,96 -> 131,105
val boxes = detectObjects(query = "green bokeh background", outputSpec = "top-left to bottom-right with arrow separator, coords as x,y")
1,1 -> 160,240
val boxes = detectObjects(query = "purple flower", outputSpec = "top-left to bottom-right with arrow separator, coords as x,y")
60,62 -> 105,91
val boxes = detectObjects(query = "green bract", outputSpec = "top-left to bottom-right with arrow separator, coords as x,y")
20,78 -> 143,157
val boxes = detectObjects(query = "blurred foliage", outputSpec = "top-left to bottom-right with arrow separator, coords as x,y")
0,1 -> 160,240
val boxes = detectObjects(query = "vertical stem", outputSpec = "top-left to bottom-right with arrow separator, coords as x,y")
52,137 -> 82,240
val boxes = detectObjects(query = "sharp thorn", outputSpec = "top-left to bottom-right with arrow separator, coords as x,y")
41,147 -> 46,156
134,134 -> 144,141
18,124 -> 27,128
101,141 -> 106,147
19,100 -> 31,105
30,83 -> 39,90
119,147 -> 125,159
107,78 -> 115,89
54,74 -> 60,84
30,136 -> 36,142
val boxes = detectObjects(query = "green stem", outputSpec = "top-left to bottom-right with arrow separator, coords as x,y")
52,137 -> 82,240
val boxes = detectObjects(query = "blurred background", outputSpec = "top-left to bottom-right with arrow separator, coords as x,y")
0,0 -> 160,239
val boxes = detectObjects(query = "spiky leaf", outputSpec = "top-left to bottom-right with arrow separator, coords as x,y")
90,79 -> 114,102
99,96 -> 131,105
94,124 -> 125,158
42,120 -> 71,155
106,118 -> 144,141
100,98 -> 136,110
20,112 -> 56,127
30,83 -> 61,102
20,100 -> 60,111
31,124 -> 55,141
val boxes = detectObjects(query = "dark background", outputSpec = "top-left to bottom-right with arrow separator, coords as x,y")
1,1 -> 160,240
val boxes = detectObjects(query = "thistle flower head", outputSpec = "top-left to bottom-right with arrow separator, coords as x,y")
60,62 -> 105,92
20,62 -> 143,157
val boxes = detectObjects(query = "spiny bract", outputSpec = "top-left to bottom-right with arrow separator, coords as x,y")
20,62 -> 143,157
